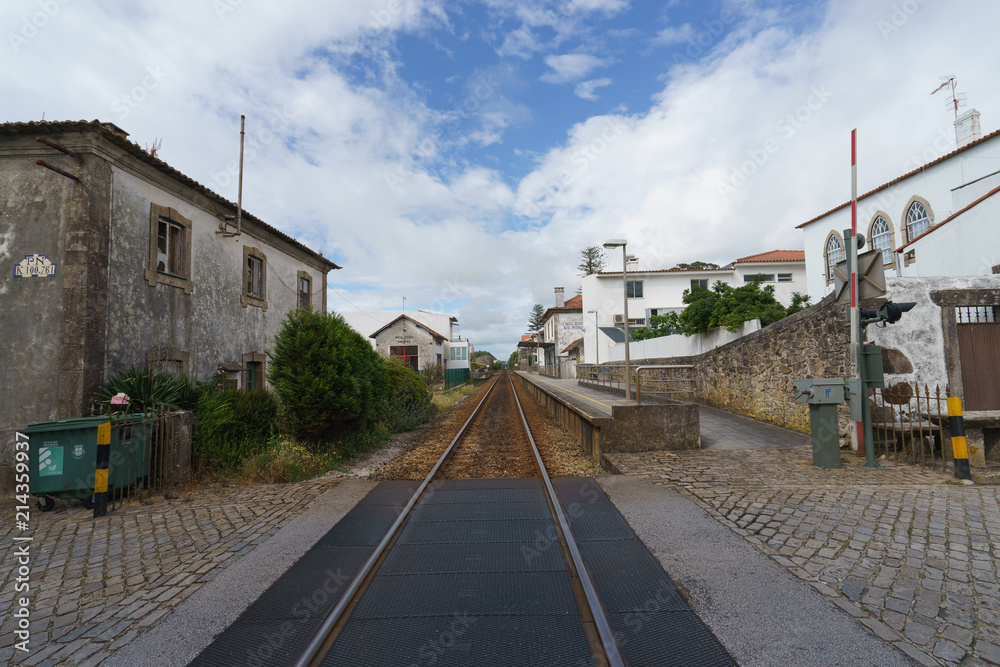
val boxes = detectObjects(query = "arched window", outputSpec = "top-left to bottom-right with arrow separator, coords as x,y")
906,201 -> 930,241
870,215 -> 893,265
825,233 -> 844,282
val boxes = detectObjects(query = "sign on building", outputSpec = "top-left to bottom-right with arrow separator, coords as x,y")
14,253 -> 57,278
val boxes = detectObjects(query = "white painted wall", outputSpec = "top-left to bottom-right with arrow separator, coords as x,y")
800,135 -> 1000,299
900,192 -> 1000,278
601,319 -> 762,363
580,262 -> 805,364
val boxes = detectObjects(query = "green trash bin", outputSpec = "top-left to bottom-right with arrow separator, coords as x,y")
24,414 -> 153,511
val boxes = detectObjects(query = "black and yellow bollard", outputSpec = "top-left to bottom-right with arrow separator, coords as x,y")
947,397 -> 971,481
93,421 -> 111,518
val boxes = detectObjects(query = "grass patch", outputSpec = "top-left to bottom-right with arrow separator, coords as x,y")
431,383 -> 480,412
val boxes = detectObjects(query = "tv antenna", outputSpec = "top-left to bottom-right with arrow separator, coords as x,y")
931,76 -> 967,119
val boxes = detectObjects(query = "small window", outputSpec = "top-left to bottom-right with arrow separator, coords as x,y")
744,273 -> 775,283
825,233 -> 845,282
157,219 -> 186,276
627,318 -> 645,326
145,204 -> 192,293
241,246 -> 268,310
627,280 -> 643,298
246,255 -> 263,298
450,346 -> 468,361
298,275 -> 311,309
390,345 -> 419,371
777,273 -> 793,282
906,201 -> 930,241
870,215 -> 893,265
690,279 -> 708,290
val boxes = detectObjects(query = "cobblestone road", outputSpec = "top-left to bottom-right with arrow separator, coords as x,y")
0,476 -> 340,666
606,447 -> 1000,667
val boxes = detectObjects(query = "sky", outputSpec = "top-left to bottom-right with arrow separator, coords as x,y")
3,0 -> 998,359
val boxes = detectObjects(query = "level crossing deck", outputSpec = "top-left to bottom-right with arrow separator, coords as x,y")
192,477 -> 734,666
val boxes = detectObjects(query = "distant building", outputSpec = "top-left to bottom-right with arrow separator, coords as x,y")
368,314 -> 449,372
537,288 -> 584,378
580,250 -> 806,364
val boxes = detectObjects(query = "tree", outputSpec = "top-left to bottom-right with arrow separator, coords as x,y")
630,312 -> 682,341
269,309 -> 388,445
785,292 -> 812,316
528,303 -> 545,332
578,246 -> 607,276
507,351 -> 520,368
670,260 -> 720,271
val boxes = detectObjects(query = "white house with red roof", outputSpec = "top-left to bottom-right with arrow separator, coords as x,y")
579,250 -> 806,364
796,112 -> 1000,298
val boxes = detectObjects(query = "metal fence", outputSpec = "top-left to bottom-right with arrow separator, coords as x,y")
105,407 -> 180,509
635,365 -> 695,404
576,364 -> 628,391
870,383 -> 949,472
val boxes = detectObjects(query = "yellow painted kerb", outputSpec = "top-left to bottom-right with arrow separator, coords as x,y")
534,377 -> 613,409
97,421 -> 111,445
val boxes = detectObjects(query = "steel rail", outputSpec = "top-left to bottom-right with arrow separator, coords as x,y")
506,373 -> 625,667
293,373 -> 503,667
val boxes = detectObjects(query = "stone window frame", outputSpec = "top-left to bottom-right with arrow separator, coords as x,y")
902,196 -> 934,243
297,270 -> 313,310
145,347 -> 190,377
241,244 -> 268,311
241,352 -> 267,391
867,211 -> 895,266
824,230 -> 845,284
144,204 -> 193,294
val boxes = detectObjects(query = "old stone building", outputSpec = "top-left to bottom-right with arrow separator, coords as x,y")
0,120 -> 339,491
369,314 -> 448,372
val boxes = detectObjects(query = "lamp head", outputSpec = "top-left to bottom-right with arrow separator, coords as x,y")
603,238 -> 626,249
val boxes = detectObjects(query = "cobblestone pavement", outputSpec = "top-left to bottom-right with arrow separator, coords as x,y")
606,446 -> 1000,667
0,476 -> 341,666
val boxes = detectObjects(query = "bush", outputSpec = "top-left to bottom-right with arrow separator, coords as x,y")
421,362 -> 444,388
382,358 -> 434,432
93,367 -> 199,413
193,388 -> 279,472
269,309 -> 388,445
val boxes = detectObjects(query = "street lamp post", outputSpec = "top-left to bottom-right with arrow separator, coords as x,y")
604,239 -> 632,400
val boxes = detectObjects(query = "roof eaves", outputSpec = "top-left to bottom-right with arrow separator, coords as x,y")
795,128 -> 1000,229
896,182 -> 1000,251
2,120 -> 340,271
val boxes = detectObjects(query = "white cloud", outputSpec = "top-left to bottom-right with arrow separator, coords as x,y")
540,53 -> 606,84
653,23 -> 694,46
574,77 -> 612,100
3,0 -> 999,360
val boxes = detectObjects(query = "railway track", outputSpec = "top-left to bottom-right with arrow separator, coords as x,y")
292,371 -> 623,666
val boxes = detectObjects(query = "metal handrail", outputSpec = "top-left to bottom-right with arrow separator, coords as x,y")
635,365 -> 695,405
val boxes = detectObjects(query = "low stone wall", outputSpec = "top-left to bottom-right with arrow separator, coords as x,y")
623,294 -> 851,436
513,374 -> 700,457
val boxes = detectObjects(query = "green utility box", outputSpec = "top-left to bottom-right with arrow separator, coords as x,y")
792,378 -> 846,470
24,415 -> 152,510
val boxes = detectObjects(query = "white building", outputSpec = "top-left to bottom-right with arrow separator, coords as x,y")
797,112 -> 1000,297
537,288 -> 584,378
580,250 -> 807,364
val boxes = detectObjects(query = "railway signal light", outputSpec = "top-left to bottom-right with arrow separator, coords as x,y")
860,301 -> 916,326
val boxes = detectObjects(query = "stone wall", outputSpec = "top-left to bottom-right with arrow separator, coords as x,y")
625,294 -> 851,435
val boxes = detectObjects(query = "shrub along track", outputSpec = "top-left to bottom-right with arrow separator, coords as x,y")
373,374 -> 597,480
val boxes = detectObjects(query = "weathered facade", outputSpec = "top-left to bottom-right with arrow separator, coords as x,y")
539,289 -> 584,378
0,120 -> 338,492
369,315 -> 447,372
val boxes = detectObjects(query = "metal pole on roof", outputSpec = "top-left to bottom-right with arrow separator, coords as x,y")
236,115 -> 245,236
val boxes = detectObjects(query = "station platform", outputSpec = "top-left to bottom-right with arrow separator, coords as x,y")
191,477 -> 735,666
516,371 -> 809,452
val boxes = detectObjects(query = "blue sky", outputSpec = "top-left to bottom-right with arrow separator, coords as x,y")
3,0 -> 998,358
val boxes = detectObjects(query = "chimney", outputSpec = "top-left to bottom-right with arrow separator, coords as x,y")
955,109 -> 981,148
554,287 -> 565,308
